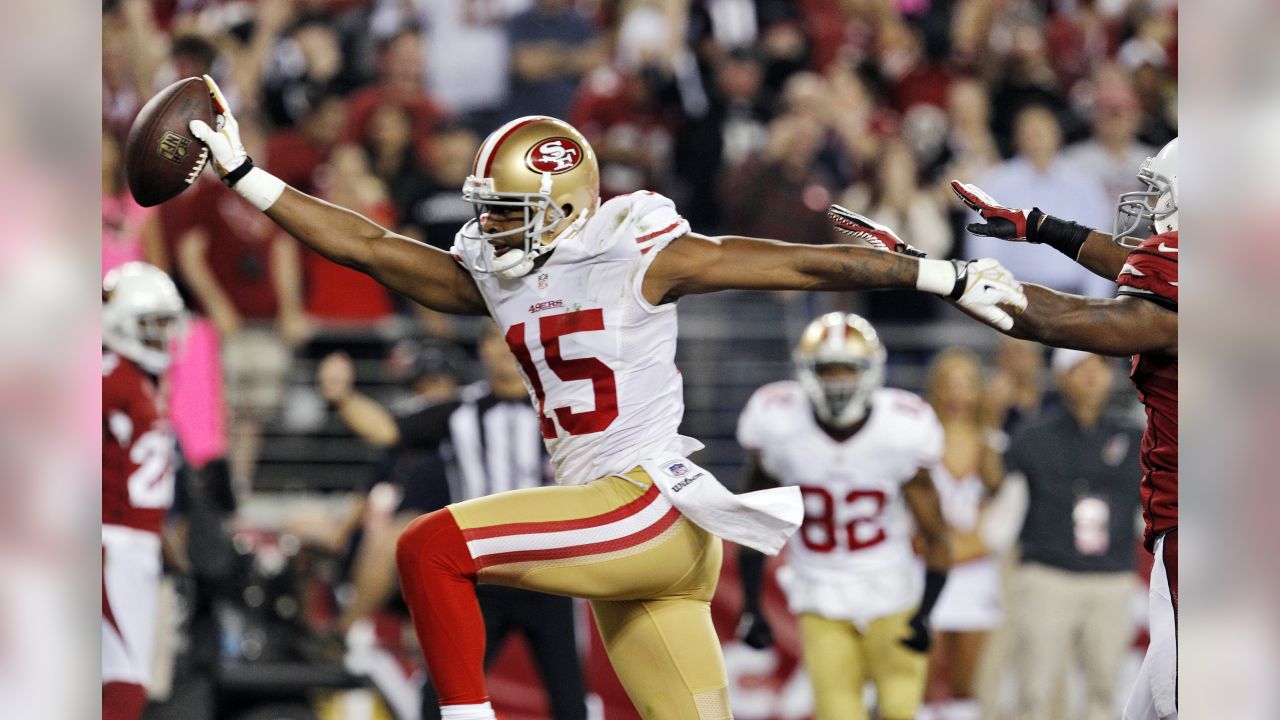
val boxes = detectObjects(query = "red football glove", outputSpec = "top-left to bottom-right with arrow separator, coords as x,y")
950,181 -> 1045,242
827,205 -> 927,257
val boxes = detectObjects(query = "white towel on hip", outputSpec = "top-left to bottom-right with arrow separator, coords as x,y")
639,455 -> 802,555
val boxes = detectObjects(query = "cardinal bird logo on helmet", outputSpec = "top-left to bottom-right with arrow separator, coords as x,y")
526,138 -> 583,174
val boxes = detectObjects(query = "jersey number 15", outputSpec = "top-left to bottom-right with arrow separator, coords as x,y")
506,308 -> 620,439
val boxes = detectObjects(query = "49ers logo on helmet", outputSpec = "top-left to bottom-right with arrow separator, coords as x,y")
525,137 -> 583,174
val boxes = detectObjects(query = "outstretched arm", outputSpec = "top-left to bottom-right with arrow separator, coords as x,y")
188,75 -> 487,316
900,469 -> 951,653
1006,285 -> 1178,357
1068,231 -> 1130,280
737,452 -> 779,649
644,230 -> 1027,329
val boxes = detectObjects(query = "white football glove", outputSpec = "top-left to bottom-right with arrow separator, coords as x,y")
188,74 -> 249,179
951,258 -> 1027,331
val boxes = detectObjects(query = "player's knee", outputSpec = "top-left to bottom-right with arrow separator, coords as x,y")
395,508 -> 471,579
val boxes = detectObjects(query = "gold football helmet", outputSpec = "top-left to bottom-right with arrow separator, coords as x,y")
793,312 -> 886,426
458,116 -> 600,278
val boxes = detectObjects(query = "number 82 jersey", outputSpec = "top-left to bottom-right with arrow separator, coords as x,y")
738,382 -> 944,622
453,191 -> 699,484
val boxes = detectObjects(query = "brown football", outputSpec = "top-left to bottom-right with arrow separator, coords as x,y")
125,77 -> 215,207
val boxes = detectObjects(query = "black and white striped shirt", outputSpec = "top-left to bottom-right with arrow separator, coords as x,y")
394,383 -> 550,502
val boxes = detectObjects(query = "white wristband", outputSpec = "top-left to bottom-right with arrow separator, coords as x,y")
916,258 -> 959,296
232,167 -> 286,212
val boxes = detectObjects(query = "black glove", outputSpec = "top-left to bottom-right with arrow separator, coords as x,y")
738,610 -> 774,650
901,568 -> 948,653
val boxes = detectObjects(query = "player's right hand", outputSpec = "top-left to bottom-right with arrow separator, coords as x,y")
950,181 -> 1043,242
738,611 -> 774,650
952,258 -> 1027,331
900,611 -> 933,653
188,74 -> 249,178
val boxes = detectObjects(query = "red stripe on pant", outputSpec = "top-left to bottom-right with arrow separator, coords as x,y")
396,508 -> 488,706
461,484 -> 660,541
473,506 -> 680,570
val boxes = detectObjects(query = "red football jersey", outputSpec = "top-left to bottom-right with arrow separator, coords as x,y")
102,351 -> 175,535
1115,231 -> 1178,549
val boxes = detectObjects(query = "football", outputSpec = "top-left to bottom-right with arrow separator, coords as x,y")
124,77 -> 214,207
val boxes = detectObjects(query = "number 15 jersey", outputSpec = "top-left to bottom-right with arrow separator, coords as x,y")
452,191 -> 700,484
738,382 -> 944,622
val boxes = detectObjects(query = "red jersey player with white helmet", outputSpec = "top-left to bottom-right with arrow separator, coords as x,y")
186,75 -> 1026,719
102,262 -> 186,720
917,139 -> 1176,719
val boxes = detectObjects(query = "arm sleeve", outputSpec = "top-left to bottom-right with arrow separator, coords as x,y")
393,402 -> 455,451
736,388 -> 772,451
916,405 -> 946,470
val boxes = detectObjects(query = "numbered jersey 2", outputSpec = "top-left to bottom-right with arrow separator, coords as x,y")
453,191 -> 698,483
103,351 -> 176,535
738,382 -> 944,621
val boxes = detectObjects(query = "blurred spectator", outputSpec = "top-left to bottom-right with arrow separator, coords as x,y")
360,101 -> 426,204
1007,349 -> 1142,720
841,140 -> 952,259
403,123 -> 483,251
881,19 -> 953,113
307,144 -> 396,322
162,120 -> 307,494
1044,0 -> 1117,90
990,24 -> 1077,151
673,47 -> 769,231
990,337 -> 1047,435
1117,10 -> 1178,146
265,93 -> 348,194
343,28 -> 445,170
942,77 -> 1001,182
372,0 -> 528,125
570,65 -> 676,199
720,111 -> 834,244
924,348 -> 1011,720
306,341 -> 466,637
964,105 -> 1116,298
102,131 -> 166,276
262,16 -> 346,127
507,0 -> 604,119
1063,68 -> 1155,201
316,327 -> 588,720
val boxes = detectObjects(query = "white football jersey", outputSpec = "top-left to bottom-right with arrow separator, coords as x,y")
737,381 -> 944,622
452,191 -> 700,484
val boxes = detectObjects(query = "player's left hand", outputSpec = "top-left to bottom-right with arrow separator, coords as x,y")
952,258 -> 1027,331
738,611 -> 775,650
900,611 -> 932,653
827,205 -> 927,257
188,74 -> 250,178
950,181 -> 1044,242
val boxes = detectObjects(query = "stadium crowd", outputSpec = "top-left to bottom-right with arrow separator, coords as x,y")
101,0 -> 1176,718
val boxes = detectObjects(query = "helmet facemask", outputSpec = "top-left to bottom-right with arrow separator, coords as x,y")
1113,140 -> 1178,248
460,172 -> 569,279
796,358 -> 885,427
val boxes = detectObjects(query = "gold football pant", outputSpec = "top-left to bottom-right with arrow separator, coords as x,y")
398,467 -> 730,719
799,609 -> 928,720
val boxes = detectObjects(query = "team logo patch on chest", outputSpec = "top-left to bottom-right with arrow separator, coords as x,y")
525,137 -> 583,174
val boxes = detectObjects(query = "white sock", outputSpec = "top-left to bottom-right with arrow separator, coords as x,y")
943,698 -> 981,720
440,702 -> 496,720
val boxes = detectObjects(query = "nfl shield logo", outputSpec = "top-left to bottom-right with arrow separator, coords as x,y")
537,273 -> 549,289
667,463 -> 688,477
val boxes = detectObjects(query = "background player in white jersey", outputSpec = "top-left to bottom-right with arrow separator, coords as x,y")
187,74 -> 1025,719
736,312 -> 952,720
102,263 -> 186,720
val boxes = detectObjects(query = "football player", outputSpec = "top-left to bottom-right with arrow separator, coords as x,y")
187,74 -> 1024,720
102,262 -> 186,720
935,139 -> 1177,720
736,313 -> 951,720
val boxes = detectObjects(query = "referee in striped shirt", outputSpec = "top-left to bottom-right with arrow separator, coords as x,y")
319,326 -> 587,720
